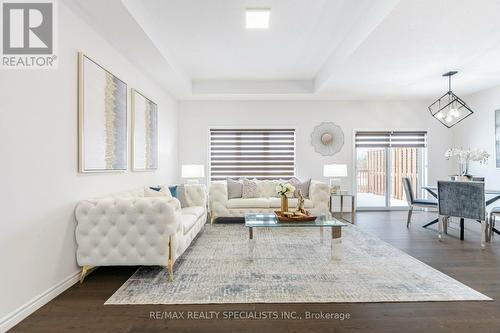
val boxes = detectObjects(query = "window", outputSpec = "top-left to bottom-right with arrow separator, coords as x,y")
209,128 -> 295,181
355,131 -> 427,209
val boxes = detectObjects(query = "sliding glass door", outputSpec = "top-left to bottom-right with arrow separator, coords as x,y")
356,147 -> 387,208
355,131 -> 427,210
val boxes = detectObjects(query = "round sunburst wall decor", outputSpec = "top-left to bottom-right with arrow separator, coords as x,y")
311,122 -> 344,156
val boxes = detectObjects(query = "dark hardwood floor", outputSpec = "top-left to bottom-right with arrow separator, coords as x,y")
10,211 -> 500,333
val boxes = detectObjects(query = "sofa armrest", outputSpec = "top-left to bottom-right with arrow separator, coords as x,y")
209,182 -> 228,215
309,180 -> 330,215
182,184 -> 207,208
75,197 -> 181,267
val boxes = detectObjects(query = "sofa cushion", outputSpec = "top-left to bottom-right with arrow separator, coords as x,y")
181,214 -> 198,234
242,178 -> 259,198
227,198 -> 270,208
227,178 -> 243,199
181,206 -> 205,219
268,197 -> 314,208
256,179 -> 281,197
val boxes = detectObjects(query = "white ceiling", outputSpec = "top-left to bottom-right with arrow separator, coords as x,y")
66,0 -> 500,100
124,0 -> 370,81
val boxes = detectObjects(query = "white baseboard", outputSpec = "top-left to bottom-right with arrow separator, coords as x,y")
0,270 -> 80,332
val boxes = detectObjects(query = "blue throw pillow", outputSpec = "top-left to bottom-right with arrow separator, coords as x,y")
168,185 -> 178,198
149,186 -> 162,192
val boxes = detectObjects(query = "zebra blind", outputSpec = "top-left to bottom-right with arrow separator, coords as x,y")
209,128 -> 296,181
355,131 -> 427,148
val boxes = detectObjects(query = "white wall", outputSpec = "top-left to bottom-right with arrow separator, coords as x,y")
178,100 -> 453,191
0,2 -> 178,329
452,85 -> 500,187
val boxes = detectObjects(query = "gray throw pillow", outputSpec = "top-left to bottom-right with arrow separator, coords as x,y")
227,178 -> 243,199
287,178 -> 311,199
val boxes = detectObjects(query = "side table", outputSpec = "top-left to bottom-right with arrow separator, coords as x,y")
329,193 -> 355,224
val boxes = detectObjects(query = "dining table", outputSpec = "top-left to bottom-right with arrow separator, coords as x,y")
421,185 -> 500,240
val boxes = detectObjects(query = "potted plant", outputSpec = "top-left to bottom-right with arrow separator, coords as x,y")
276,182 -> 296,213
445,148 -> 489,180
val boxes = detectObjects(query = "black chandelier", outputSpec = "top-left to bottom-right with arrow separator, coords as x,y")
428,71 -> 473,128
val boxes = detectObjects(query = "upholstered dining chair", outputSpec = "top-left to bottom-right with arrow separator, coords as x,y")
402,177 -> 438,227
437,181 -> 488,247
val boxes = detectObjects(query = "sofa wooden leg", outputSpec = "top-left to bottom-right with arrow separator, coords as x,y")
79,265 -> 93,283
167,263 -> 173,281
167,237 -> 174,281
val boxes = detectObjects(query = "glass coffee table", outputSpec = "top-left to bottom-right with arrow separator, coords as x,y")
245,213 -> 348,241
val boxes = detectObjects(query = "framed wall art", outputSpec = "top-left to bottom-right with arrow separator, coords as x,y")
78,52 -> 127,172
495,109 -> 500,168
131,89 -> 158,171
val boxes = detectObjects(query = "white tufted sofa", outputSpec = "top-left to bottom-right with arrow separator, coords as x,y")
209,180 -> 330,222
75,184 -> 207,282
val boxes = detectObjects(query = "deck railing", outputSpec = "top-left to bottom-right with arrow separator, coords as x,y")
357,148 -> 418,200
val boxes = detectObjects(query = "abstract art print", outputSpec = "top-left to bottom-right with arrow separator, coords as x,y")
496,109 -> 500,168
132,89 -> 158,170
78,53 -> 127,172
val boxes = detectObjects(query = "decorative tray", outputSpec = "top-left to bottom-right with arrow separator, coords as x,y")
274,211 -> 317,222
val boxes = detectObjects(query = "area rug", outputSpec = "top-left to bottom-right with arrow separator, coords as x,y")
105,224 -> 491,304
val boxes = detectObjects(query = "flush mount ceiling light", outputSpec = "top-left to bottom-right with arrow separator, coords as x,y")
245,8 -> 270,29
428,71 -> 473,128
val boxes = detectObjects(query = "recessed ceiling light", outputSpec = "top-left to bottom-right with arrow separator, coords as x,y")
245,8 -> 270,29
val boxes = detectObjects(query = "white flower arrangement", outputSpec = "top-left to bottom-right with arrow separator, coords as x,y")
276,182 -> 296,196
444,148 -> 490,164
445,147 -> 489,176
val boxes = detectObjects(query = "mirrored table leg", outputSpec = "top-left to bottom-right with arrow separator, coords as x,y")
331,226 -> 342,260
481,219 -> 488,249
438,215 -> 444,241
248,227 -> 255,259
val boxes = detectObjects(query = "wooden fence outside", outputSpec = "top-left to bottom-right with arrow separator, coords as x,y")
357,148 -> 418,200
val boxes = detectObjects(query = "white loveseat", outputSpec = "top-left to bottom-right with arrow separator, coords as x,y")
75,184 -> 207,282
209,180 -> 330,222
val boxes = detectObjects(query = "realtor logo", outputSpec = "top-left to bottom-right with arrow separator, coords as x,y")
1,0 -> 57,68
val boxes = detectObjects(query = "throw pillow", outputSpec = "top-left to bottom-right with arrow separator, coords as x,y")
168,185 -> 178,198
289,178 -> 311,199
227,178 -> 243,199
256,179 -> 280,197
144,186 -> 172,198
242,178 -> 259,198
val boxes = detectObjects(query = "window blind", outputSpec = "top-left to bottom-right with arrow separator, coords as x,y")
355,131 -> 427,148
209,128 -> 296,181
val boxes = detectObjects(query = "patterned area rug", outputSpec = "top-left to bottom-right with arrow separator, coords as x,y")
105,224 -> 491,304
